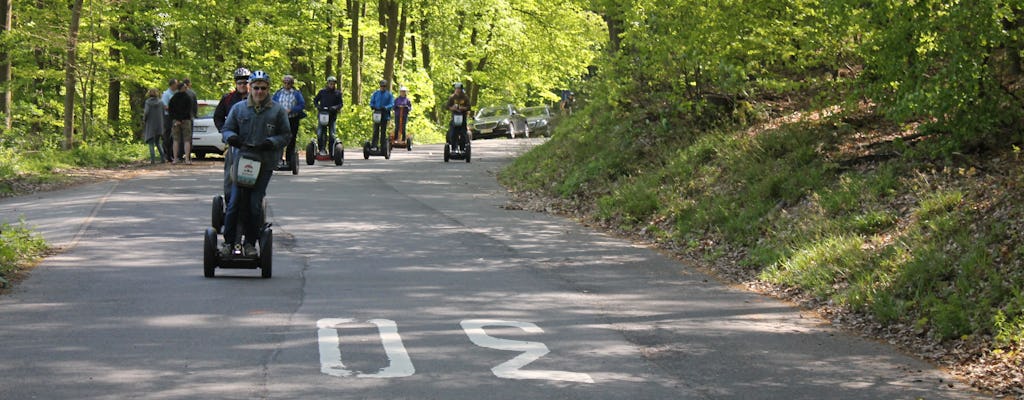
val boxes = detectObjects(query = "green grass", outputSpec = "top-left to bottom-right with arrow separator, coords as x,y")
0,220 -> 48,288
499,99 -> 1024,346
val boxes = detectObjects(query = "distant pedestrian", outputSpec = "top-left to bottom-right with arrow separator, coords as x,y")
161,78 -> 179,162
142,89 -> 165,164
168,82 -> 197,164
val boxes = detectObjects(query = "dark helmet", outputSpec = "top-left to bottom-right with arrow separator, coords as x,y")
233,67 -> 251,81
379,79 -> 389,87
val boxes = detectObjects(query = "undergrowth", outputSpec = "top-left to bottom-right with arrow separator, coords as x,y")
500,95 -> 1024,364
0,220 -> 48,289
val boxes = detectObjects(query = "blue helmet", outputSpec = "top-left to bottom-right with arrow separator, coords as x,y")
248,70 -> 270,83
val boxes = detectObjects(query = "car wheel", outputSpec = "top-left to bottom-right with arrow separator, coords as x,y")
204,227 -> 218,278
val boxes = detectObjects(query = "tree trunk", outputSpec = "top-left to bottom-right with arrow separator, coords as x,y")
381,0 -> 399,89
348,0 -> 362,104
0,0 -> 11,131
325,0 -> 334,78
396,3 -> 406,67
420,20 -> 430,71
107,28 -> 122,126
63,0 -> 85,150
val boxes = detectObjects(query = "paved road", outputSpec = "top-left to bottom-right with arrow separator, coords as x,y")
0,139 -> 987,399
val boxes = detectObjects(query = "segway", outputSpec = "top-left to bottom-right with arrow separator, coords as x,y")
204,196 -> 272,279
305,108 -> 344,166
444,113 -> 471,163
275,146 -> 299,175
362,108 -> 392,159
390,105 -> 412,151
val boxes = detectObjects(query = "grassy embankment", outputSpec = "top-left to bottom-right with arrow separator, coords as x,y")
499,96 -> 1024,394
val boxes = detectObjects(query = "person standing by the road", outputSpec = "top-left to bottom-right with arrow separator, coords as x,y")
446,82 -> 471,151
167,81 -> 197,164
368,79 -> 394,151
220,70 -> 291,257
142,88 -> 165,164
393,86 -> 412,144
161,78 -> 179,162
313,76 -> 343,154
272,74 -> 306,167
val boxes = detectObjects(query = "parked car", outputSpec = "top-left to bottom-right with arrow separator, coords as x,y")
190,99 -> 223,159
470,105 -> 529,140
518,105 -> 553,137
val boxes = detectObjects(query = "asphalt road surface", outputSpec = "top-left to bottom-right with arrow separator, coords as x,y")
0,139 -> 988,399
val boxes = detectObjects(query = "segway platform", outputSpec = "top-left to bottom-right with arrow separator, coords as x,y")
362,140 -> 392,160
305,139 -> 345,166
444,142 -> 471,163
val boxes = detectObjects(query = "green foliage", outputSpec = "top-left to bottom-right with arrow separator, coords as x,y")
0,220 -> 48,288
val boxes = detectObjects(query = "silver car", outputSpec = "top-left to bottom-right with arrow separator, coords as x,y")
519,105 -> 553,137
470,105 -> 529,140
190,100 -> 223,159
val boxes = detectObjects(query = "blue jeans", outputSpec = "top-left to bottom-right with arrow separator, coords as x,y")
147,137 -> 165,163
223,159 -> 272,246
317,117 -> 337,151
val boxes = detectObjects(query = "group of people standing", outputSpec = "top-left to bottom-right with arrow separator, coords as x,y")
142,78 -> 199,164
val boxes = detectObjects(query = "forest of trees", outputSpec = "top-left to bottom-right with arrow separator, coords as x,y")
0,0 -> 1020,156
0,0 -> 605,150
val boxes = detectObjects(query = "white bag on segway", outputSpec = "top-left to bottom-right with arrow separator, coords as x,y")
232,154 -> 262,188
318,112 -> 330,126
373,110 -> 383,123
452,114 -> 464,126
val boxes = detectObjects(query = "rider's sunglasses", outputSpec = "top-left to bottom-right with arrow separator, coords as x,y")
236,80 -> 248,85
251,86 -> 269,91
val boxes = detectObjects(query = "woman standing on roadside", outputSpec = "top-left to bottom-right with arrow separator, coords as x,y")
142,88 -> 165,164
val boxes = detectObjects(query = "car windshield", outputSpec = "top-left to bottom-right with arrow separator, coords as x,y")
197,102 -> 217,119
519,107 -> 548,117
477,107 -> 509,118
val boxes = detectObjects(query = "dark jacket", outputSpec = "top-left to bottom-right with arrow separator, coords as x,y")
168,91 -> 196,121
214,91 -> 248,131
314,88 -> 343,114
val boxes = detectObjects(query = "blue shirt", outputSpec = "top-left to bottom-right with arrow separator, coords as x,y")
369,90 -> 394,111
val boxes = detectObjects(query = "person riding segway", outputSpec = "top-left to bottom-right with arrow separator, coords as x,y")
203,70 -> 291,279
307,76 -> 344,166
444,82 -> 471,163
363,79 -> 394,159
390,86 -> 413,151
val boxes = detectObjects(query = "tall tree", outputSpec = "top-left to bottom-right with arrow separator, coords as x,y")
381,0 -> 399,88
348,0 -> 363,104
0,0 -> 11,131
63,0 -> 85,149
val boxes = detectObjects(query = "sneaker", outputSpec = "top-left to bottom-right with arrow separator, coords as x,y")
242,244 -> 258,257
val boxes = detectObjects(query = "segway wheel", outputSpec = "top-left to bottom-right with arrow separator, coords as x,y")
465,144 -> 472,163
305,142 -> 316,165
291,154 -> 299,175
212,195 -> 225,234
260,227 -> 273,279
407,137 -> 413,151
204,227 -> 218,278
363,143 -> 370,159
384,141 -> 392,160
444,144 -> 450,162
334,143 -> 345,166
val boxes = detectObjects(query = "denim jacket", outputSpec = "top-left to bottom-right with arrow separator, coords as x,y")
221,95 -> 292,165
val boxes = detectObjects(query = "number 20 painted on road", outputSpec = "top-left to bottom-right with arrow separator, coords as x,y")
316,318 -> 594,384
